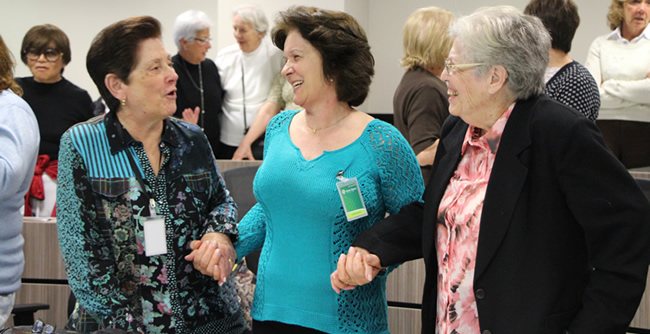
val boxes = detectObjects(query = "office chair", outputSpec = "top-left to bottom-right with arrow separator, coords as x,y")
222,165 -> 261,274
10,303 -> 50,326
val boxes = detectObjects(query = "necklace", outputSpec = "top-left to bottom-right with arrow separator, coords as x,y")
178,58 -> 204,130
306,111 -> 353,134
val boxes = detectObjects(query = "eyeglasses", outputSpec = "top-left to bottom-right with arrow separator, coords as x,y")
444,58 -> 484,76
26,48 -> 63,62
193,37 -> 212,45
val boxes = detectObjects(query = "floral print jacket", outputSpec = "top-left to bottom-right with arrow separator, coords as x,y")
56,112 -> 245,334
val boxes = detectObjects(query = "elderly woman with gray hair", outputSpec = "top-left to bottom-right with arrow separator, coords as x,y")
172,10 -> 224,157
334,6 -> 650,334
216,4 -> 284,159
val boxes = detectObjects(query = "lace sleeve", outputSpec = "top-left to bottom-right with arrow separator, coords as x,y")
368,121 -> 425,214
235,203 -> 267,259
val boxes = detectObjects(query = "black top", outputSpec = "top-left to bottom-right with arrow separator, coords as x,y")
172,54 -> 224,156
16,76 -> 94,160
393,67 -> 449,183
545,60 -> 600,121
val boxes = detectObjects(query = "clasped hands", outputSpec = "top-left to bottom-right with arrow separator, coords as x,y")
185,239 -> 383,292
184,232 -> 237,286
330,246 -> 383,294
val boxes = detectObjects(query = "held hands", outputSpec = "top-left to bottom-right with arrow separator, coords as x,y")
330,246 -> 383,294
182,107 -> 200,125
184,232 -> 237,286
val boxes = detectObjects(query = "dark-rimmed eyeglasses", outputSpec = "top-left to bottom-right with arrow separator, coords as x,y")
193,37 -> 212,45
444,58 -> 484,76
25,48 -> 63,62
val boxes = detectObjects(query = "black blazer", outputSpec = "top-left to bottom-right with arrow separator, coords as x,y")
355,94 -> 650,334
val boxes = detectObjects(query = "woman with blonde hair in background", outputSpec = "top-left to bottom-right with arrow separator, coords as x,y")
393,7 -> 453,183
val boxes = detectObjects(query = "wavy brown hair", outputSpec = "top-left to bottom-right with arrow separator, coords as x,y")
272,6 -> 374,107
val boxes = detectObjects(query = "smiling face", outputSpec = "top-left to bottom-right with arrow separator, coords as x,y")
281,30 -> 334,110
621,0 -> 650,40
440,39 -> 492,128
121,38 -> 178,120
182,28 -> 211,64
233,15 -> 262,53
27,42 -> 64,83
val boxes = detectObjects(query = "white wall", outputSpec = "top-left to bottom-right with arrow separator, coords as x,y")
1,0 -> 609,114
366,0 -> 609,114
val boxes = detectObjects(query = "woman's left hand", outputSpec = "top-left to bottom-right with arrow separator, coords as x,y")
184,232 -> 237,285
182,107 -> 200,125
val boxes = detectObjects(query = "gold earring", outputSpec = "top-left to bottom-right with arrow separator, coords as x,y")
121,99 -> 126,106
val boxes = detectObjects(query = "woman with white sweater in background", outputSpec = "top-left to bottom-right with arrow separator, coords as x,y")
216,4 -> 284,159
585,0 -> 650,168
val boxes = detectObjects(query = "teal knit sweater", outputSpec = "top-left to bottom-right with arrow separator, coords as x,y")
235,110 -> 424,333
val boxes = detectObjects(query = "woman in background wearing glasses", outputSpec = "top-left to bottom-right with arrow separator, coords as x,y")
17,24 -> 93,217
172,10 -> 225,158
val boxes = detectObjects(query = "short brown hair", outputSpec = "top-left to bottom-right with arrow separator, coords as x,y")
86,16 -> 162,113
524,0 -> 580,53
20,24 -> 71,66
607,0 -> 626,30
272,6 -> 374,107
0,34 -> 22,95
400,7 -> 454,71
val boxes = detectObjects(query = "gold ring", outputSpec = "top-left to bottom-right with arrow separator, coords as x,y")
344,279 -> 351,285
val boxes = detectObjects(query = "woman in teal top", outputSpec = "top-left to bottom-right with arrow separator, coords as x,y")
186,6 -> 424,334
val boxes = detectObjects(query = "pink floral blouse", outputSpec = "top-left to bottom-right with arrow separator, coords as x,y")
435,104 -> 515,334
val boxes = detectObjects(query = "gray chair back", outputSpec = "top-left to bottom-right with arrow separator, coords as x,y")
221,165 -> 261,274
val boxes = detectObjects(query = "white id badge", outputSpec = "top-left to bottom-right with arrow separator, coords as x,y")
336,177 -> 369,221
143,216 -> 167,256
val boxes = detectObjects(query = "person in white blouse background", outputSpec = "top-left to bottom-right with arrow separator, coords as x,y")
216,4 -> 284,160
585,0 -> 650,168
